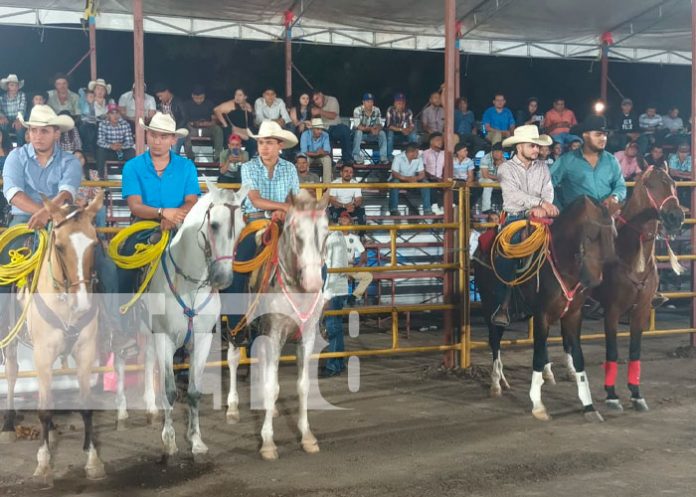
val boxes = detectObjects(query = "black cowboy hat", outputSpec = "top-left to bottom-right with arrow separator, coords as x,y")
571,115 -> 608,135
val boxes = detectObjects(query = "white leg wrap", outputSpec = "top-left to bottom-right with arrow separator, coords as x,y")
529,371 -> 544,408
576,371 -> 593,407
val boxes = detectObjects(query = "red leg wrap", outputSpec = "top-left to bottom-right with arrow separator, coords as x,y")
628,360 -> 641,385
604,361 -> 618,387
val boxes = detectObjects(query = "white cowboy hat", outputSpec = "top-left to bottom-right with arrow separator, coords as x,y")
87,78 -> 112,94
17,105 -> 74,132
502,125 -> 553,148
139,112 -> 188,138
309,118 -> 327,130
249,120 -> 298,149
0,74 -> 24,91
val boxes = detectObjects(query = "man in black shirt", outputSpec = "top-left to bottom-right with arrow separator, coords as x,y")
610,98 -> 640,151
183,85 -> 223,161
153,82 -> 188,155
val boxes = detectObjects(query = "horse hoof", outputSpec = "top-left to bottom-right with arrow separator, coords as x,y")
85,463 -> 106,480
605,399 -> 624,413
260,445 -> 278,461
490,386 -> 502,398
32,468 -> 54,489
226,409 -> 240,424
0,430 -> 16,444
532,408 -> 551,421
631,398 -> 650,412
191,441 -> 209,456
301,434 -> 320,454
583,410 -> 605,423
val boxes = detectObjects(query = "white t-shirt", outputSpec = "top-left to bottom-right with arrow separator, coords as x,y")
344,233 -> 365,262
391,153 -> 424,178
323,231 -> 349,299
118,90 -> 157,120
329,178 -> 362,204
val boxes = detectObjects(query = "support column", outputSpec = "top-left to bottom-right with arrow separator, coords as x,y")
443,0 -> 456,368
691,0 -> 696,347
89,15 -> 97,81
600,42 -> 608,102
133,0 -> 145,154
284,11 -> 294,103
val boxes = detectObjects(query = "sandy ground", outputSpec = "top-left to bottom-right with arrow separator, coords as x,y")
0,319 -> 695,497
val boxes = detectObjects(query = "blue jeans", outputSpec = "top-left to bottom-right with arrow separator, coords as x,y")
0,123 -> 25,149
78,122 -> 97,154
387,129 -> 418,159
221,233 -> 257,330
353,130 -> 387,163
328,124 -> 353,163
494,214 -> 525,306
324,295 -> 346,374
388,179 -> 432,213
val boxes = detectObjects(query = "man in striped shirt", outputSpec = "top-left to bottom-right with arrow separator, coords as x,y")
96,103 -> 135,172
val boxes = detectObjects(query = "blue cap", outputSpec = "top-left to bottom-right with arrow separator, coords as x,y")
394,92 -> 406,101
362,92 -> 375,101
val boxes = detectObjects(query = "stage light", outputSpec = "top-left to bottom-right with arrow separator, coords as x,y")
594,100 -> 606,114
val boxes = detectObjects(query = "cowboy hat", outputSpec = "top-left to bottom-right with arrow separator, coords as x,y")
571,115 -> 609,135
17,105 -> 74,132
87,78 -> 112,94
139,112 -> 188,138
249,120 -> 298,149
310,118 -> 327,130
0,74 -> 24,91
502,125 -> 553,148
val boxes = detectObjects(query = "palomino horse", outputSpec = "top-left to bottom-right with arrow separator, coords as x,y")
226,190 -> 329,460
473,196 -> 616,421
594,165 -> 684,412
2,192 -> 105,485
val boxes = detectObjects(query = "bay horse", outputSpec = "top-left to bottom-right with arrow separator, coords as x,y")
1,192 -> 106,485
226,190 -> 329,460
473,195 -> 616,421
593,165 -> 684,412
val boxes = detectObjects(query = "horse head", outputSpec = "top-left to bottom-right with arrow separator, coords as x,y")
41,190 -> 103,313
282,189 -> 330,293
638,165 -> 684,237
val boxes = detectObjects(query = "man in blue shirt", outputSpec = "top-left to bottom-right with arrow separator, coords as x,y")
300,118 -> 333,183
482,93 -> 516,145
455,97 -> 487,154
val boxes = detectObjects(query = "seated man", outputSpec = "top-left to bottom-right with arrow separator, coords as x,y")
312,90 -> 352,165
482,93 -> 515,145
184,84 -> 223,161
253,88 -> 291,127
46,73 -> 81,117
328,163 -> 366,225
668,143 -> 692,180
337,211 -> 373,306
352,93 -> 388,165
389,142 -> 433,216
479,142 -> 505,212
609,98 -> 640,150
544,97 -> 578,147
295,153 -> 320,184
422,132 -> 445,214
118,82 -> 157,128
0,74 -> 27,148
218,133 -> 249,184
96,103 -> 135,173
637,105 -> 664,155
421,91 -> 444,135
300,118 -> 333,183
645,143 -> 668,169
153,83 -> 188,154
614,141 -> 644,181
662,106 -> 686,148
455,97 -> 487,154
385,93 -> 417,161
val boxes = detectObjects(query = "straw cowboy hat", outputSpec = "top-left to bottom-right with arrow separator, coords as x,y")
17,105 -> 74,132
0,74 -> 24,91
249,120 -> 298,149
139,112 -> 188,138
310,118 -> 327,130
502,124 -> 553,148
87,78 -> 112,94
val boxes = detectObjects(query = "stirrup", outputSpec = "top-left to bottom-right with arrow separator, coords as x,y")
651,293 -> 669,309
491,305 -> 510,327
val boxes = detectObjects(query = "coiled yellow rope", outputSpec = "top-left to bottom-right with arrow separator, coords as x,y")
0,225 -> 49,348
107,221 -> 170,314
491,219 -> 550,286
233,219 -> 279,274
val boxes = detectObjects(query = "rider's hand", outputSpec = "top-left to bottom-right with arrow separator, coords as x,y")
529,206 -> 547,219
28,208 -> 51,230
162,207 -> 187,225
541,201 -> 559,217
160,219 -> 177,231
271,210 -> 286,223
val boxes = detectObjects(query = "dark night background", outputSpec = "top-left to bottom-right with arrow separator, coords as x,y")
0,25 -> 692,120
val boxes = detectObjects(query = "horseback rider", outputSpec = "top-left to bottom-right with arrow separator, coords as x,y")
490,125 -> 558,327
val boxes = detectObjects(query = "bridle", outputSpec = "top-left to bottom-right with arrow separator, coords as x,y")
48,210 -> 98,294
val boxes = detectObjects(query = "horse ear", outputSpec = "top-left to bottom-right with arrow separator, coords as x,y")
204,177 -> 220,201
234,185 -> 250,205
41,194 -> 66,224
84,189 -> 104,218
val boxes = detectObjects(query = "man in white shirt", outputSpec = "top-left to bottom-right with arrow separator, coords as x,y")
118,83 -> 157,127
322,227 -> 349,377
328,163 -> 365,225
254,88 -> 291,127
389,142 -> 433,216
338,211 -> 373,306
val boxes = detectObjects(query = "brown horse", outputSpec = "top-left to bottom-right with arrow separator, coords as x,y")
2,192 -> 105,486
473,195 -> 616,421
594,165 -> 685,412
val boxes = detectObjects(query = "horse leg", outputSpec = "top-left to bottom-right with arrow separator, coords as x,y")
156,334 -> 178,458
563,311 -> 603,422
143,334 -> 159,424
259,336 -> 280,461
113,352 -> 129,431
186,332 -> 213,457
628,303 -> 650,412
0,343 -> 18,443
226,344 -> 241,424
603,305 -> 623,413
32,349 -> 55,487
297,327 -> 319,454
489,323 -> 509,397
561,332 -> 577,381
529,313 -> 551,421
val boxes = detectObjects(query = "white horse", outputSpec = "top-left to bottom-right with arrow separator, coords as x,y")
226,190 -> 329,460
114,181 -> 245,459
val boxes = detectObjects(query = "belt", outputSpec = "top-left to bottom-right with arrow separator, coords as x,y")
244,212 -> 270,222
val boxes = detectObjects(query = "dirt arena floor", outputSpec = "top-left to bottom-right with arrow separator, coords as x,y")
0,316 -> 695,497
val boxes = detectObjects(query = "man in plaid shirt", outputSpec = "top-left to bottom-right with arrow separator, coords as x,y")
96,103 -> 135,173
0,74 -> 27,148
385,92 -> 417,161
352,93 -> 388,165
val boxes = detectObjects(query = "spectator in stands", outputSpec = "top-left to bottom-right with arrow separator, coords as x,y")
453,142 -> 474,183
663,105 -> 686,147
615,141 -> 644,180
516,97 -> 544,130
638,104 -> 664,154
118,82 -> 157,127
321,220 -> 349,378
311,90 -> 352,165
482,93 -> 515,145
551,142 -> 563,161
568,137 -> 583,151
153,83 -> 188,154
329,163 -> 365,225
611,98 -> 640,145
289,92 -> 312,136
479,142 -> 505,212
218,133 -> 248,184
30,93 -> 46,108
422,132 -> 445,214
352,92 -> 388,165
78,78 -> 111,155
544,97 -> 578,147
539,144 -> 553,166
47,73 -> 81,117
96,103 -> 135,173
300,118 -> 333,183
58,111 -> 82,153
0,74 -> 27,149
213,88 -> 257,157
455,97 -> 487,153
421,91 -> 444,135
295,152 -> 320,185
183,84 -> 223,161
254,88 -> 291,127
386,92 -> 417,161
0,129 -> 7,171
668,143 -> 692,180
73,149 -> 106,229
337,211 -> 373,306
645,143 -> 668,169
389,142 -> 432,217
